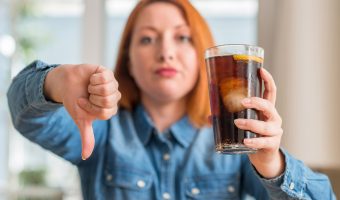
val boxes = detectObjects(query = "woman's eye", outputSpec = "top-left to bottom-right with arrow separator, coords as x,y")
178,35 -> 192,43
140,36 -> 153,45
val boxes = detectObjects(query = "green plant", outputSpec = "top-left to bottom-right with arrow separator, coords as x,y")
19,168 -> 46,186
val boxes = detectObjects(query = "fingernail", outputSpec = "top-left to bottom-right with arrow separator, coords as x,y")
81,154 -> 87,160
242,98 -> 251,104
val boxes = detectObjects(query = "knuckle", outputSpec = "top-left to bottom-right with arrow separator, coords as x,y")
97,107 -> 118,120
112,106 -> 118,115
114,79 -> 119,88
263,123 -> 269,133
91,73 -> 106,84
98,75 -> 107,83
249,96 -> 259,103
101,97 -> 113,107
98,110 -> 110,120
264,100 -> 272,110
103,71 -> 114,82
100,86 -> 111,95
111,80 -> 118,90
114,91 -> 122,101
104,73 -> 112,83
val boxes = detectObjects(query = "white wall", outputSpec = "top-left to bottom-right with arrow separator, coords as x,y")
82,0 -> 106,64
258,0 -> 340,168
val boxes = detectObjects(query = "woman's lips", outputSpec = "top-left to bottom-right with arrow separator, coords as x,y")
155,68 -> 178,77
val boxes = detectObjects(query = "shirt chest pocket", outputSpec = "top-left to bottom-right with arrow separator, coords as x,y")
104,167 -> 154,200
185,173 -> 240,200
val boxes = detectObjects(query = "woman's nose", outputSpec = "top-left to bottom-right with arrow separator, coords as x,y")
157,38 -> 175,62
158,53 -> 174,62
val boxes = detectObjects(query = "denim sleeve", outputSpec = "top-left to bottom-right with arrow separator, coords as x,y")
7,60 -> 108,165
258,149 -> 336,200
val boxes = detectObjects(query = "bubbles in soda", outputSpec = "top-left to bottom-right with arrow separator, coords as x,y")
206,54 -> 263,153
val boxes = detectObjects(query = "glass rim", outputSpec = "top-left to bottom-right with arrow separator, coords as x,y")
205,44 -> 264,59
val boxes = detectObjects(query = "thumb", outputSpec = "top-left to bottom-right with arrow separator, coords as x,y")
75,119 -> 95,160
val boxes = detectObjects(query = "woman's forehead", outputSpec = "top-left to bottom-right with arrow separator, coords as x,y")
134,2 -> 187,29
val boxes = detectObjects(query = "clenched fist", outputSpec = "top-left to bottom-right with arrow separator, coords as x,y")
44,64 -> 121,160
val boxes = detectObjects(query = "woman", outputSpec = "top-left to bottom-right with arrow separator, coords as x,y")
7,0 -> 335,199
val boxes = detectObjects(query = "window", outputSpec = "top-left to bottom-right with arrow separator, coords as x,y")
11,0 -> 84,76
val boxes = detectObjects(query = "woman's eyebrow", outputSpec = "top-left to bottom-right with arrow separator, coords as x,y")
136,24 -> 189,32
174,24 -> 189,29
137,26 -> 158,32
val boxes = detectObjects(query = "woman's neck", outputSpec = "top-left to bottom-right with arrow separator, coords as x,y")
141,97 -> 186,133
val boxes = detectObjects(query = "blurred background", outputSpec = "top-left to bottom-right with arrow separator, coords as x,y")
0,0 -> 339,199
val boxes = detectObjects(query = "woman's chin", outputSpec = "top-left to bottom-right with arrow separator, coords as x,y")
146,91 -> 187,105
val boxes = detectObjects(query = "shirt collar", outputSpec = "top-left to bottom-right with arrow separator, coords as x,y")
133,104 -> 198,148
169,115 -> 197,148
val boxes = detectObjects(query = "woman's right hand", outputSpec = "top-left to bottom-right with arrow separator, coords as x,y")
44,64 -> 121,160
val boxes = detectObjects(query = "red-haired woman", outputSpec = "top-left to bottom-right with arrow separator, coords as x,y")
8,0 -> 335,199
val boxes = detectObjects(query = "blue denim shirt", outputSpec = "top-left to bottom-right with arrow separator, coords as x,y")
7,61 -> 336,200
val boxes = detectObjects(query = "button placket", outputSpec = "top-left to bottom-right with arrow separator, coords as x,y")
160,134 -> 172,200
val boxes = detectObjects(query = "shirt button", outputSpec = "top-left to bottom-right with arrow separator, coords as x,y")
289,182 -> 295,190
163,153 -> 170,161
227,185 -> 235,193
106,174 -> 112,181
162,192 -> 171,200
137,180 -> 146,188
191,188 -> 200,195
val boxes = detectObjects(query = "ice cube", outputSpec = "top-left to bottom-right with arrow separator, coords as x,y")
219,78 -> 247,113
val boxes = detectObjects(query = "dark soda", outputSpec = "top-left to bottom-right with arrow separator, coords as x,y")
206,54 -> 263,153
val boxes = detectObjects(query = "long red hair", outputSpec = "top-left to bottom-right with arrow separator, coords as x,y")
114,0 -> 215,127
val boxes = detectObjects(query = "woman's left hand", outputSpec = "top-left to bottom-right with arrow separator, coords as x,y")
234,68 -> 285,179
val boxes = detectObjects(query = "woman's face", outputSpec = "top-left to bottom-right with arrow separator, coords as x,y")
129,2 -> 198,106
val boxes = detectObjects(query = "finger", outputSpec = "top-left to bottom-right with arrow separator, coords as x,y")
260,68 -> 277,105
241,97 -> 280,122
88,82 -> 117,96
234,119 -> 283,136
77,98 -> 118,120
243,136 -> 280,150
90,68 -> 115,85
75,119 -> 95,160
89,93 -> 120,108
